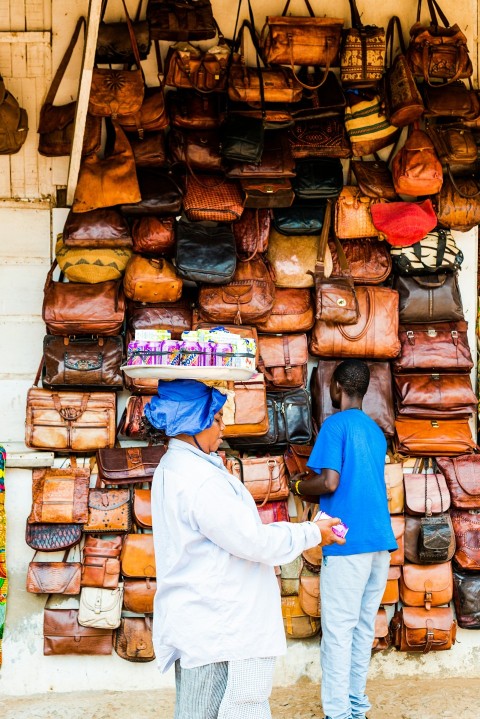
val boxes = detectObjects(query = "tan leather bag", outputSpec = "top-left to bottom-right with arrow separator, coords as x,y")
334,186 -> 384,240
81,535 -> 123,589
390,606 -> 457,653
114,616 -> 155,662
123,255 -> 182,303
400,562 -> 453,609
258,334 -> 308,391
298,571 -> 320,618
123,578 -> 156,614
390,515 -> 405,566
26,550 -> 81,595
83,489 -> 131,534
282,595 -> 321,638
404,461 -> 451,516
372,608 -> 390,652
28,460 -> 90,524
120,533 -> 156,578
254,288 -> 314,334
133,489 -> 152,529
43,608 -> 113,656
392,126 -> 443,196
435,174 -> 480,233
394,418 -> 476,457
226,455 -> 289,507
381,566 -> 401,604
267,230 -> 317,288
222,374 -> 269,438
384,459 -> 404,515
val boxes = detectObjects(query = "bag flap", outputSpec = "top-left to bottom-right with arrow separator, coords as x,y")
405,472 -> 451,513
97,446 -> 166,482
133,488 -> 152,527
299,574 -> 320,599
28,562 -> 81,593
43,608 -> 112,637
123,617 -> 153,657
258,334 -> 308,368
388,566 -> 401,580
402,563 -> 453,593
391,515 -> 405,540
450,456 -> 480,497
402,606 -> 454,631
88,489 -> 130,512
120,534 -> 156,576
374,608 -> 389,638
80,585 -> 123,613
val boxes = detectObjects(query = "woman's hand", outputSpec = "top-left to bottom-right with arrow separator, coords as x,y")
314,517 -> 347,546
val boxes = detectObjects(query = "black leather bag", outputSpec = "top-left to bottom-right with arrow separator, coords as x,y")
119,168 -> 183,216
292,158 -> 344,200
273,202 -> 327,236
220,114 -> 265,164
453,568 -> 480,629
175,219 -> 236,284
419,514 -> 454,563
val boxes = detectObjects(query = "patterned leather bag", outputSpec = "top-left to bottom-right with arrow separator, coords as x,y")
345,93 -> 399,157
340,0 -> 385,87
450,509 -> 480,570
25,523 -> 82,552
83,488 -> 131,534
384,16 -> 424,128
287,118 -> 351,159
26,549 -> 81,595
27,460 -> 90,524
42,335 -> 123,392
183,175 -> 244,222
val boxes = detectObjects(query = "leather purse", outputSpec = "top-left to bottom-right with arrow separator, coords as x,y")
394,373 -> 476,418
25,523 -> 82,552
436,455 -> 480,509
197,257 -> 275,325
258,334 -> 308,391
272,201 -> 327,237
175,219 -> 236,284
81,535 -> 123,589
328,237 -> 392,285
232,208 -> 270,260
254,288 -> 314,334
436,174 -> 480,232
119,168 -> 183,216
222,373 -> 269,439
351,155 -> 397,201
384,16 -> 425,128
282,595 -> 321,638
451,509 -> 480,571
168,89 -> 223,130
400,562 -> 453,609
96,0 -> 150,63
395,273 -> 464,323
26,549 -> 81,594
385,458 -> 405,514
310,360 -> 395,437
404,460 -> 451,516
123,255 -> 182,303
43,261 -> 126,336
392,125 -> 443,196
404,514 -> 455,564
381,566 -> 401,605
394,418 -> 476,457
309,286 -> 401,360
391,229 -> 464,276
406,0 -> 473,85
28,460 -> 90,524
390,606 -> 456,653
453,568 -> 480,628
257,500 -> 290,525
63,208 -> 132,249
183,175 -> 244,223
289,70 -> 346,121
287,118 -> 351,159
44,608 -> 113,656
164,32 -> 230,93
133,489 -> 152,529
394,321 -> 473,374
42,335 -> 123,391
225,131 -> 295,180
345,92 -> 399,157
372,608 -> 390,651
117,86 -> 168,139
422,81 -> 480,120
284,444 -> 314,481
130,130 -> 167,168
97,446 -> 166,485
226,455 -> 289,507
169,128 -> 222,173
123,578 -> 156,614
334,186 -> 384,240
114,616 -> 155,662
340,0 -> 385,87
83,488 -> 131,534
426,122 -> 478,166
120,532 -> 156,578
267,230 -> 316,289
78,584 -> 124,629
390,515 -> 405,566
131,216 -> 175,256
292,158 -> 343,200
146,0 -> 216,41
241,178 -> 295,209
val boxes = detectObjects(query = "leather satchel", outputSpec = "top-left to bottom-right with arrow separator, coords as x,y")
351,155 -> 397,201
117,85 -> 168,139
118,395 -> 155,441
168,89 -> 223,130
164,36 -> 230,93
392,126 -> 443,196
123,578 -> 156,614
395,273 -> 464,324
240,178 -> 295,209
381,566 -> 401,605
451,509 -> 480,571
183,175 -> 244,223
284,444 -> 313,481
131,216 -> 175,256
114,616 -> 155,662
390,606 -> 456,653
334,186 -> 384,240
372,608 -> 390,652
384,16 -> 425,128
404,460 -> 451,516
298,571 -> 321,618
44,608 -> 113,656
257,500 -> 289,525
282,596 -> 320,639
83,488 -> 131,534
63,208 -> 132,249
258,334 -> 308,391
385,458 -> 405,514
82,535 -> 122,589
226,455 -> 289,507
394,373 -> 476,419
436,174 -> 480,232
97,446 -> 166,485
26,523 -> 82,552
254,288 -> 314,334
26,549 -> 81,595
436,455 -> 480,509
404,514 -> 455,564
340,0 -> 385,87
78,584 -> 124,629
309,286 -> 401,360
394,321 -> 473,374
400,562 -> 453,609
310,360 -> 395,437
146,0 -> 216,41
394,418 -> 476,457
120,533 -> 156,578
328,237 -> 392,285
222,373 -> 269,439
123,255 -> 182,303
232,208 -> 270,260
130,130 -> 167,168
175,219 -> 236,284
28,461 -> 90,524
42,335 -> 123,391
453,568 -> 480,628
133,489 -> 152,529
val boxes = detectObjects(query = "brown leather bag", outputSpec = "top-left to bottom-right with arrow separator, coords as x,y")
404,460 -> 451,516
310,359 -> 395,437
118,395 -> 153,441
309,286 -> 400,360
390,515 -> 405,566
62,208 -> 132,249
394,373 -> 476,419
328,236 -> 392,285
168,90 -> 223,130
284,444 -> 314,480
392,126 -> 443,196
42,261 -> 126,336
123,255 -> 182,303
258,335 -> 308,391
131,216 -> 175,256
394,321 -> 473,374
298,571 -> 320,618
400,562 -> 453,609
117,86 -> 168,138
422,81 -> 480,120
228,46 -> 302,105
164,33 -> 230,92
226,132 -> 295,180
44,608 -> 113,655
127,298 -> 192,344
83,488 -> 131,534
81,535 -> 123,589
404,514 -> 456,564
168,128 -> 222,173
226,455 -> 289,507
394,418 -> 476,457
372,608 -> 390,652
123,578 -> 156,614
436,455 -> 480,509
384,16 -> 425,128
133,489 -> 152,529
97,446 -> 166,485
390,606 -> 457,652
28,460 -> 90,524
183,174 -> 244,223
130,130 -> 167,168
222,374 -> 269,439
395,274 -> 464,324
114,616 -> 155,662
254,288 -> 314,334
26,550 -> 81,594
435,174 -> 480,232
232,209 -> 270,260
0,76 -> 28,154
287,117 -> 351,159
42,335 -> 124,391
450,509 -> 480,570
385,458 -> 405,514
381,566 -> 401,605
334,186 -> 385,239
120,533 -> 156,578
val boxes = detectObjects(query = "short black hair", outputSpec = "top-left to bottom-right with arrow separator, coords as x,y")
333,360 -> 370,398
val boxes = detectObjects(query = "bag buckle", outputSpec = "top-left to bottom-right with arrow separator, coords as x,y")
431,420 -> 439,428
431,373 -> 440,381
60,407 -> 81,421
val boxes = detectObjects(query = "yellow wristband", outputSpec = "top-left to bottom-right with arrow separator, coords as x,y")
294,479 -> 302,496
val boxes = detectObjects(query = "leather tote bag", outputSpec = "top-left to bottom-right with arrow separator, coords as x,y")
78,585 -> 124,629
340,0 -> 385,87
453,569 -> 480,628
394,321 -> 473,374
394,418 -> 476,457
175,219 -> 236,284
384,16 -> 425,127
63,208 -> 132,249
146,0 -> 216,41
44,608 -> 113,656
335,185 -> 384,240
83,488 -> 131,534
222,374 -> 269,439
309,286 -> 401,360
123,255 -> 182,303
123,578 -> 156,614
26,549 -> 81,595
451,509 -> 480,571
82,535 -> 122,589
394,373 -> 476,419
392,125 -> 443,196
400,562 -> 453,609
257,334 -> 308,391
436,455 -> 480,509
28,460 -> 90,524
225,455 -> 289,507
395,273 -> 464,324
390,606 -> 456,653
114,616 -> 155,662
42,335 -> 123,391
97,446 -> 166,485
254,288 -> 314,334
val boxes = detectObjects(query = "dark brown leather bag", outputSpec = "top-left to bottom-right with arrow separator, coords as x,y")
436,455 -> 480,509
168,89 -> 223,130
395,274 -> 464,324
44,608 -> 113,655
114,616 -> 155,662
168,128 -> 222,173
384,16 -> 425,128
97,446 -> 166,485
83,488 -> 131,534
28,460 -> 90,524
390,606 -> 457,652
117,86 -> 168,138
118,395 -> 154,441
222,374 -> 269,439
451,509 -> 480,570
404,514 -> 456,564
43,261 -> 126,336
81,535 -> 123,589
394,321 -> 473,373
129,130 -> 167,168
284,444 -> 314,480
228,60 -> 302,106
164,35 -> 230,93
394,418 -> 476,457
226,132 -> 295,180
254,288 -> 314,334
127,297 -> 192,343
287,118 -> 351,159
328,236 -> 392,285
120,533 -> 156,578
146,0 -> 216,41
394,373 -> 476,418
392,125 -> 443,196
232,209 -> 270,260
436,174 -> 480,232
350,156 -> 397,201
241,178 -> 295,209
131,216 -> 175,256
63,208 -> 132,249
26,550 -> 81,594
42,335 -> 124,391
258,334 -> 308,391
453,568 -> 480,628
123,578 -> 156,614
310,360 -> 395,437
96,0 -> 150,64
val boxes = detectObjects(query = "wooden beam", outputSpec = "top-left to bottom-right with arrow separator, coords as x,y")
0,31 -> 50,43
65,0 -> 102,207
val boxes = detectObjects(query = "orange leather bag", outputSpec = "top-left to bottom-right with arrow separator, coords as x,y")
222,374 -> 269,438
298,571 -> 321,618
372,608 -> 390,652
381,566 -> 401,604
399,562 -> 453,609
123,255 -> 182,303
81,535 -> 123,589
83,488 -> 131,534
334,186 -> 384,240
394,418 -> 476,457
392,125 -> 443,196
120,533 -> 156,578
27,459 -> 90,524
133,489 -> 152,529
282,595 -> 321,638
384,458 -> 404,514
390,515 -> 405,566
254,288 -> 314,334
123,578 -> 157,614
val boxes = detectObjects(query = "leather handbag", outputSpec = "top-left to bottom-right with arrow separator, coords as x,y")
395,273 -> 464,323
394,418 -> 476,457
272,201 -> 327,237
334,186 -> 384,240
284,444 -> 313,481
239,178 -> 294,209
78,584 -> 124,629
254,288 -> 314,334
310,359 -> 395,437
123,255 -> 182,303
384,16 -> 425,128
38,18 -> 101,157
267,230 -> 316,289
394,373 -> 476,418
390,606 -> 456,652
436,455 -> 480,509
0,76 -> 28,154
168,89 -> 223,130
328,237 -> 392,285
257,334 -> 308,391
83,488 -> 131,534
232,208 -> 270,260
404,459 -> 451,516
131,216 -> 175,256
26,549 -> 81,595
422,82 -> 480,120
391,229 -> 464,276
394,321 -> 473,373
406,0 -> 473,85
257,500 -> 289,525
404,514 -> 455,564
175,219 -> 236,284
119,168 -> 183,216
340,0 -> 385,87
220,112 -> 264,166
133,489 -> 152,529
25,384 -> 116,453
73,121 -> 141,213
225,131 -> 295,180
400,562 -> 453,609
351,155 -> 397,201
129,130 -> 167,168
345,92 -> 399,157
25,523 -> 82,552
282,595 -> 321,638
453,568 -> 480,628
169,128 -> 222,172
43,261 -> 126,336
381,566 -> 401,605
385,458 -> 405,514
298,570 -> 321,618
146,0 -> 216,41
226,455 -> 289,507
63,208 -> 132,249
309,286 -> 401,360
42,335 -> 123,391
164,35 -> 230,93
292,158 -> 343,200
289,69 -> 346,121
392,125 -> 443,196
372,608 -> 390,651
287,118 -> 351,159
120,532 -> 156,578
81,535 -> 123,589
117,84 -> 168,139
436,174 -> 480,232
96,0 -> 150,63
451,509 -> 480,570
114,616 -> 155,662
390,515 -> 405,566
123,578 -> 156,614
127,297 -> 192,345
197,257 -> 275,325
44,608 -> 113,656
97,446 -> 166,485
55,235 -> 132,284
28,460 -> 90,524
183,175 -> 244,223
222,373 -> 269,439
426,122 -> 478,166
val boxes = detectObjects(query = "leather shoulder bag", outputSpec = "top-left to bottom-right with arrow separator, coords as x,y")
394,321 -> 473,373
132,216 -> 175,256
97,446 -> 166,485
96,0 -> 150,63
83,487 -> 131,534
123,255 -> 182,303
282,595 -> 320,639
257,334 -> 308,391
114,615 -> 155,662
389,515 -> 405,566
232,208 -> 270,260
168,127 -> 222,173
394,418 -> 476,457
400,562 -> 453,609
384,456 -> 405,514
350,147 -> 398,201
28,458 -> 90,525
78,584 -> 124,630
222,373 -> 269,439
450,508 -> 480,571
453,568 -> 480,628
126,297 -> 192,344
254,288 -> 314,334
395,273 -> 464,324
44,606 -> 113,656
340,0 -> 385,87
25,523 -> 82,552
120,531 -> 156,578
334,185 -> 384,240
120,167 -> 183,216
175,218 -> 236,285
292,158 -> 343,200
404,459 -> 451,516
26,548 -> 81,595
42,335 -> 123,392
182,174 -> 244,223
390,605 -> 456,653
384,15 -> 424,128
328,236 -> 392,285
436,174 -> 480,232
0,76 -> 29,154
287,117 -> 351,160
133,488 -> 152,529
422,81 -> 480,120
82,535 -> 123,589
392,124 -> 443,196
372,608 -> 390,651
272,200 -> 327,237
240,177 -> 294,209
63,208 -> 132,249
404,513 -> 455,565
436,455 -> 480,509
226,455 -> 289,507
123,577 -> 156,614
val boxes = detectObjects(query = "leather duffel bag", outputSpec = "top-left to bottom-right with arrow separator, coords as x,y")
393,321 -> 473,373
123,255 -> 182,303
394,373 -> 477,418
453,568 -> 480,629
254,288 -> 314,334
394,418 -> 476,457
451,509 -> 480,571
400,562 -> 453,609
44,608 -> 113,655
390,606 -> 457,652
394,273 -> 464,324
42,335 -> 124,391
258,334 -> 308,391
436,455 -> 480,509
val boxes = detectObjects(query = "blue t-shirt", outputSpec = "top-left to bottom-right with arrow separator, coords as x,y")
307,408 -> 397,557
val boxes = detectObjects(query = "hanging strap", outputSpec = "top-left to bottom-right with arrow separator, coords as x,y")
282,0 -> 316,17
348,0 -> 363,30
416,0 -> 451,27
44,17 -> 86,106
385,16 -> 406,67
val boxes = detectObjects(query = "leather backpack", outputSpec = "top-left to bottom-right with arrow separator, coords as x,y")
392,125 -> 443,196
123,255 -> 182,303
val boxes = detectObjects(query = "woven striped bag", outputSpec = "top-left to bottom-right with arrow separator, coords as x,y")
345,93 -> 400,157
55,235 -> 132,284
390,228 -> 464,276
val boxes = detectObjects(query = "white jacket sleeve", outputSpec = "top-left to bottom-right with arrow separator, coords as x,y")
189,474 -> 321,566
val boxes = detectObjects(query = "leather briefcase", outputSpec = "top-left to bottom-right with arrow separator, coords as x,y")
257,334 -> 308,391
123,255 -> 182,303
436,455 -> 480,509
226,455 -> 289,507
381,566 -> 401,605
114,616 -> 155,662
81,535 -> 122,589
83,489 -> 131,534
453,568 -> 480,628
384,458 -> 404,514
121,533 -> 156,578
222,373 -> 269,439
123,578 -> 157,614
26,550 -> 81,595
390,606 -> 457,653
133,489 -> 152,529
42,335 -> 123,391
254,288 -> 314,334
394,373 -> 476,418
394,273 -> 464,324
28,461 -> 90,524
97,446 -> 166,485
390,515 -> 405,566
404,514 -> 455,565
394,418 -> 476,457
44,608 -> 113,655
394,321 -> 473,374
451,509 -> 480,571
400,562 -> 453,609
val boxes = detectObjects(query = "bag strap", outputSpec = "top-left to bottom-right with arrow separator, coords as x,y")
44,17 -> 86,107
338,287 -> 375,341
446,166 -> 480,198
348,0 -> 363,30
385,16 -> 406,66
416,0 -> 450,26
281,0 -> 315,17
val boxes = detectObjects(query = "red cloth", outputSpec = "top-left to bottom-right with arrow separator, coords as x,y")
371,199 -> 437,246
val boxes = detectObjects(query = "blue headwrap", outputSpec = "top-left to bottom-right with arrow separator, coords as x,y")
144,379 -> 227,437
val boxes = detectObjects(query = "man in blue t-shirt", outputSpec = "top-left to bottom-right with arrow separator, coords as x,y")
289,359 -> 397,719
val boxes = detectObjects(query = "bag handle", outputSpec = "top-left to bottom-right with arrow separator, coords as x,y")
385,16 -> 406,67
101,0 -> 144,75
416,0 -> 451,26
338,287 -> 375,342
281,0 -> 316,17
446,166 -> 480,198
411,274 -> 448,289
348,0 -> 364,30
44,17 -> 86,106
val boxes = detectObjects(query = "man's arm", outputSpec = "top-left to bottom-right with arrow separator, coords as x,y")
289,468 -> 340,499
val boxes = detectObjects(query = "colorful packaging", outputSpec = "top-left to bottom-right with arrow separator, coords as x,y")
313,510 -> 349,539
161,339 -> 181,366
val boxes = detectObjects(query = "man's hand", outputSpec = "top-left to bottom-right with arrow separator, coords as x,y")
314,516 -> 347,546
288,472 -> 308,493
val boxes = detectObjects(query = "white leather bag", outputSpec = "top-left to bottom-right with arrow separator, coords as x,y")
78,583 -> 124,629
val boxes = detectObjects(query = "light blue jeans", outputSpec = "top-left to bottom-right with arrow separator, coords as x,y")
320,551 -> 390,719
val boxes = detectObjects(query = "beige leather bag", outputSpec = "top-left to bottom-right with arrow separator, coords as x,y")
123,255 -> 182,303
267,229 -> 317,288
384,456 -> 404,514
78,584 -> 124,629
335,186 -> 384,240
